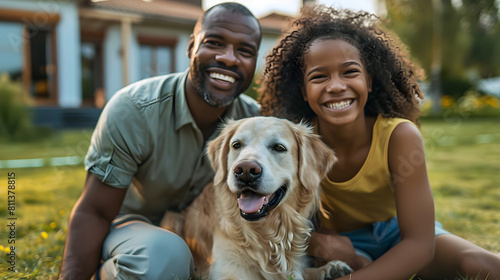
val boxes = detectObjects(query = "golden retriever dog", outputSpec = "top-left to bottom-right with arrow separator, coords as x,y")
162,116 -> 352,279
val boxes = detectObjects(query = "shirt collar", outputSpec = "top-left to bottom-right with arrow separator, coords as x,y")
174,69 -> 195,131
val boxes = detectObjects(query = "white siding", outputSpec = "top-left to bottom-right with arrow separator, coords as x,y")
56,3 -> 81,107
103,25 -> 123,100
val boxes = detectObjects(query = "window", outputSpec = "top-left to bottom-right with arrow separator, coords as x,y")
138,35 -> 177,79
0,8 -> 59,105
29,27 -> 55,99
0,22 -> 23,82
81,31 -> 104,108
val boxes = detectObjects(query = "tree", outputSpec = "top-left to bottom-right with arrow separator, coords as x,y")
461,0 -> 499,78
383,0 -> 500,112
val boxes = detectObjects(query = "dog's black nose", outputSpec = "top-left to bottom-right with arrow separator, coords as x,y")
233,160 -> 262,184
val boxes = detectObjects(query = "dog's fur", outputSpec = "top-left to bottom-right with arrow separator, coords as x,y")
162,116 -> 352,279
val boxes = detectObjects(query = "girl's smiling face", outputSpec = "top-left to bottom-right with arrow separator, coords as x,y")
302,38 -> 372,127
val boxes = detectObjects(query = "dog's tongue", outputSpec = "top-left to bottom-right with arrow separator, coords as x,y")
238,193 -> 268,213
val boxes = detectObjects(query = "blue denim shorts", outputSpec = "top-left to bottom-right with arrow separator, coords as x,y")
340,216 -> 450,261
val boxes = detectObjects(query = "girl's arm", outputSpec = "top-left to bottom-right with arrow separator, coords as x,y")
336,122 -> 436,280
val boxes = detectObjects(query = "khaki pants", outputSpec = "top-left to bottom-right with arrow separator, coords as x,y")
97,214 -> 193,280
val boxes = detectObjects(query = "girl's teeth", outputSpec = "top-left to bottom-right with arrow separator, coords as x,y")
327,100 -> 352,109
210,72 -> 235,83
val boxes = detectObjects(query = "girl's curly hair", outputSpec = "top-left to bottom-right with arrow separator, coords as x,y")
258,5 -> 425,124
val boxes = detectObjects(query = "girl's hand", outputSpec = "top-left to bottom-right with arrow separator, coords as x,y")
308,231 -> 372,270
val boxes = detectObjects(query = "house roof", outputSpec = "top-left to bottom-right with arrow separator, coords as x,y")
259,12 -> 293,34
83,0 -> 289,34
86,0 -> 202,26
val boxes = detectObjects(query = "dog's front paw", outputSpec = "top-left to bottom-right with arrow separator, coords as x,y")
324,260 -> 352,280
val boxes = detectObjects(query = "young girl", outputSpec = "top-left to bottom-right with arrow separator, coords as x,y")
259,5 -> 500,280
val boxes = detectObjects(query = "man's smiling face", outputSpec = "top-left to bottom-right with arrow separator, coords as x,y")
187,7 -> 261,107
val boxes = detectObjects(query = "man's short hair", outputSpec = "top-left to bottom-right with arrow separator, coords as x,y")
203,2 -> 255,21
194,2 -> 262,37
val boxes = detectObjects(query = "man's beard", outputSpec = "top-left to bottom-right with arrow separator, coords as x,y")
190,61 -> 243,108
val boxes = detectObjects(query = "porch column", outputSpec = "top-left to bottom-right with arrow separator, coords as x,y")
121,18 -> 132,87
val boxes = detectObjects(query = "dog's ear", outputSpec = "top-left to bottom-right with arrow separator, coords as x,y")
207,119 -> 239,186
293,122 -> 337,190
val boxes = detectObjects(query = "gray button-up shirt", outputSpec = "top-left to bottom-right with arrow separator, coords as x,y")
85,70 -> 260,224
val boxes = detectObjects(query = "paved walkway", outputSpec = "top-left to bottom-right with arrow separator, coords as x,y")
0,156 -> 84,169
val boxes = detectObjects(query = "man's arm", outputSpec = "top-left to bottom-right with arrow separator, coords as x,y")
59,172 -> 127,280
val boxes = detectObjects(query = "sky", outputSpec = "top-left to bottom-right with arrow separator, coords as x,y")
203,0 -> 380,17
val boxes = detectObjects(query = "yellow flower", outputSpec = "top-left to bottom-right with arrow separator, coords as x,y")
0,245 -> 4,251
5,247 -> 11,253
41,232 -> 48,239
50,222 -> 57,229
487,97 -> 499,108
440,95 -> 454,108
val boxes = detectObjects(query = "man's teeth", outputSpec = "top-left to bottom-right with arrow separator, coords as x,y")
326,100 -> 352,109
210,72 -> 235,83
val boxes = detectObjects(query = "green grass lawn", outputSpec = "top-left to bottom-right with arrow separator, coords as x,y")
420,118 -> 500,253
0,129 -> 91,279
0,118 -> 499,279
0,129 -> 94,160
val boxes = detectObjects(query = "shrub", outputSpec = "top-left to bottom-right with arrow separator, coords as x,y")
0,74 -> 51,141
244,74 -> 260,101
421,91 -> 500,118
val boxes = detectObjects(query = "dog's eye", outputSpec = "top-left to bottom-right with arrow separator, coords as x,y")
274,144 -> 287,152
231,141 -> 241,149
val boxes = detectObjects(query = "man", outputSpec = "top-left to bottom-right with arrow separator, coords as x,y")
59,3 -> 262,279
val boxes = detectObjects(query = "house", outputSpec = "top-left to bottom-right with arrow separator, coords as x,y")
477,76 -> 500,98
0,0 -> 292,128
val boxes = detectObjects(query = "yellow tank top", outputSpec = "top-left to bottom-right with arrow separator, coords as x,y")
318,114 -> 414,233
